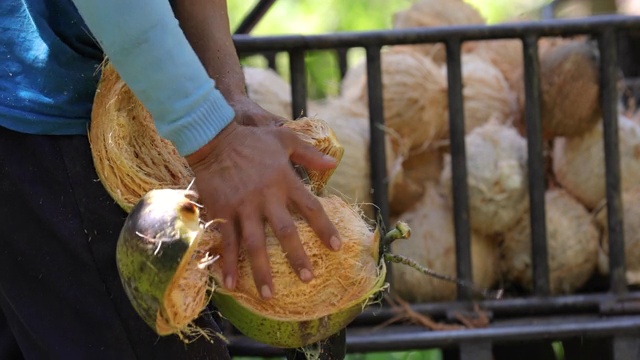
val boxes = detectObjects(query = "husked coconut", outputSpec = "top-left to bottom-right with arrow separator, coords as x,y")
441,120 -> 529,235
243,66 -> 292,119
389,146 -> 445,217
464,38 -> 523,90
306,98 -> 404,220
340,48 -> 449,152
552,115 -> 640,210
596,187 -> 640,285
500,189 -> 599,295
515,39 -> 601,139
391,182 -> 499,302
441,54 -> 518,133
392,0 -> 485,63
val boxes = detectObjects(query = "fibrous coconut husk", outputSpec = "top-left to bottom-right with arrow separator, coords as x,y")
552,115 -> 640,210
499,188 -> 599,295
306,98 -> 404,220
89,63 -> 195,212
340,48 -> 449,152
441,54 -> 519,133
515,39 -> 601,139
595,186 -> 640,285
392,0 -> 486,63
463,38 -> 523,91
243,66 -> 292,120
440,120 -> 529,235
390,182 -> 499,302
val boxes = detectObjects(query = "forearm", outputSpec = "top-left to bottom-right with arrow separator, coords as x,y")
72,0 -> 235,156
173,0 -> 247,104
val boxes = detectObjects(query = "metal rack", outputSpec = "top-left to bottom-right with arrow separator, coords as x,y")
225,8 -> 640,360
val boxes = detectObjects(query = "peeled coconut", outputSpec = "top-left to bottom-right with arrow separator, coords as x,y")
441,54 -> 519,133
440,120 -> 529,235
391,182 -> 499,302
91,63 -> 389,347
306,98 -> 404,220
392,0 -> 486,63
499,188 -> 599,295
340,48 -> 449,152
552,115 -> 640,210
243,66 -> 292,119
464,38 -> 523,90
516,39 -> 601,139
596,186 -> 640,285
389,146 -> 445,217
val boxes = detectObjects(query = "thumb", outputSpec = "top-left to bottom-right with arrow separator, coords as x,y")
283,131 -> 338,171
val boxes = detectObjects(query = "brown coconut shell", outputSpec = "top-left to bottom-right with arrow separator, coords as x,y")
440,120 -> 530,235
499,188 -> 599,295
515,39 -> 601,139
392,0 -> 486,63
340,48 -> 449,152
390,182 -> 499,302
243,66 -> 292,119
595,186 -> 640,285
441,54 -> 519,133
552,115 -> 640,210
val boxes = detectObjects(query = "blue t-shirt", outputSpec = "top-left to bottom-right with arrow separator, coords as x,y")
0,0 -> 103,135
0,0 -> 235,156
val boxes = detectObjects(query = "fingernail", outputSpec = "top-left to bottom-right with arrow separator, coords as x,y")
261,285 -> 273,299
299,268 -> 313,282
225,275 -> 235,290
322,155 -> 336,162
330,235 -> 342,250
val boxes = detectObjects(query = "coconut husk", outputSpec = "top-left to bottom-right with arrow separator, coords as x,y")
440,120 -> 529,235
441,54 -> 519,133
595,186 -> 640,285
390,182 -> 499,302
499,188 -> 599,295
207,194 -> 380,319
89,63 -> 195,212
515,38 -> 601,139
392,0 -> 486,63
340,48 -> 449,153
552,115 -> 640,210
463,38 -> 523,91
243,66 -> 292,119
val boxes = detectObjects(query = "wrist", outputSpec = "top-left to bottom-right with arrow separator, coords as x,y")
185,121 -> 239,167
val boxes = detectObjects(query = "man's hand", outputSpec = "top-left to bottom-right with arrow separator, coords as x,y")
229,96 -> 287,128
185,122 -> 342,299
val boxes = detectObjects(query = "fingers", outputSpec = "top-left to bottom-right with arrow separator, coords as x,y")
264,200 -> 314,283
219,216 -> 238,291
239,208 -> 274,300
280,130 -> 337,171
288,172 -> 342,252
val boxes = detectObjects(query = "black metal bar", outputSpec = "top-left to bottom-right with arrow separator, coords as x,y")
234,15 -> 640,53
522,35 -> 550,296
350,292 -> 640,326
599,27 -> 627,295
364,46 -> 391,237
460,341 -> 492,360
445,38 -> 473,301
228,315 -> 640,356
335,47 -> 349,80
233,0 -> 277,35
288,50 -> 307,119
265,51 -> 278,71
613,335 -> 640,360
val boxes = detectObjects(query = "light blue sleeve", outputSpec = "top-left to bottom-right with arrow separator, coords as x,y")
71,0 -> 235,156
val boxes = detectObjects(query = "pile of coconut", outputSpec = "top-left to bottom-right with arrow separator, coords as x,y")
239,0 -> 638,300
